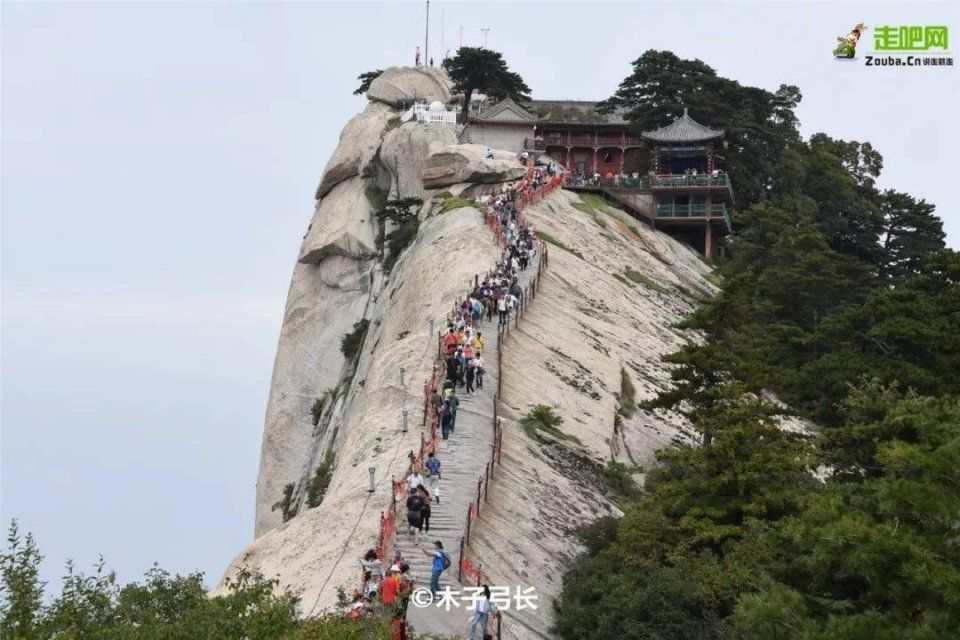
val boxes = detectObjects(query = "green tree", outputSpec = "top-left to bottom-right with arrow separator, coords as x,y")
734,385 -> 960,639
792,250 -> 960,424
442,47 -> 530,123
599,50 -> 803,209
353,69 -> 383,96
554,392 -> 817,639
803,134 -> 885,263
375,197 -> 423,273
879,190 -> 945,282
0,521 -> 44,640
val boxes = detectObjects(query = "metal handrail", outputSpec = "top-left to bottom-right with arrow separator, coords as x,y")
655,203 -> 728,217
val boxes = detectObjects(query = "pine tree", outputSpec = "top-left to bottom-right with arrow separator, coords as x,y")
879,190 -> 945,282
442,47 -> 530,123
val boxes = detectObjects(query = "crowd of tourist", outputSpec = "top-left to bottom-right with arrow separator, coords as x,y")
347,156 -> 558,640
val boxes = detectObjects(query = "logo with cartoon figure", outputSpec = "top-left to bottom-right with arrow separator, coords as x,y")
834,22 -> 867,58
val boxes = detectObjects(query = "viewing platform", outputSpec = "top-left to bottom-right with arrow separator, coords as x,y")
563,173 -> 732,192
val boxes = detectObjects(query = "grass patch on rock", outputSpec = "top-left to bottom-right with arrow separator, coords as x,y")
438,195 -> 482,214
539,232 -> 584,260
306,448 -> 335,508
520,405 -> 581,444
573,195 -> 609,229
618,367 -> 637,417
624,268 -> 668,293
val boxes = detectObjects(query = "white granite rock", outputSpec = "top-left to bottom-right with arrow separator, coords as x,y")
380,121 -> 458,200
299,177 -> 377,264
315,101 -> 394,199
420,143 -> 527,189
367,66 -> 452,105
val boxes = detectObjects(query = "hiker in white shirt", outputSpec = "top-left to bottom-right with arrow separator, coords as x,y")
469,585 -> 498,639
407,471 -> 424,491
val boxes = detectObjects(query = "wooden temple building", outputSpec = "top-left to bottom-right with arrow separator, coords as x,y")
639,108 -> 733,260
467,99 -> 642,176
466,99 -> 733,259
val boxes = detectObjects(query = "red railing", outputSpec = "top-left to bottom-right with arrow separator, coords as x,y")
361,157 -> 558,640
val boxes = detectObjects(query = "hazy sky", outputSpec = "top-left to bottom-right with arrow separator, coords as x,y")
3,1 -> 958,593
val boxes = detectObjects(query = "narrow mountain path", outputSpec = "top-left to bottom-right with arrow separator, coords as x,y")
398,263 -> 539,639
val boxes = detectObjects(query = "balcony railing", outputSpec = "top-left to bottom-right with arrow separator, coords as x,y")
650,174 -> 731,188
564,176 -> 650,190
534,133 -> 644,148
656,203 -> 729,218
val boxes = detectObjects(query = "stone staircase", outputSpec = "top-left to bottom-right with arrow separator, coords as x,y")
396,263 -> 538,639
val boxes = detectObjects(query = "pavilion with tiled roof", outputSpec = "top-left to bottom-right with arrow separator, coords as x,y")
640,107 -> 734,260
642,108 -> 724,143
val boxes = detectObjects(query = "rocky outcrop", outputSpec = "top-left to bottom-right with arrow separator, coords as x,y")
254,252 -> 374,536
225,204 -> 501,604
420,143 -> 526,189
367,66 -> 452,106
299,177 -> 377,264
380,121 -> 458,200
314,102 -> 394,199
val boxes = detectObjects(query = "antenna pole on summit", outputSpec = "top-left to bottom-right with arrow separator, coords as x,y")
424,1 -> 430,65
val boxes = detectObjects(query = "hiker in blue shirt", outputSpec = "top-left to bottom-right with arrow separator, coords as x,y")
425,451 -> 441,503
420,540 -> 449,595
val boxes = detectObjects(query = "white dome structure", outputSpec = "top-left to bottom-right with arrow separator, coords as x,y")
428,101 -> 445,113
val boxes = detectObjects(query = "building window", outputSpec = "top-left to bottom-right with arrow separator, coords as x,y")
603,151 -> 614,163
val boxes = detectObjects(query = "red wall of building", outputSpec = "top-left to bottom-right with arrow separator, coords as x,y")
546,145 -> 625,176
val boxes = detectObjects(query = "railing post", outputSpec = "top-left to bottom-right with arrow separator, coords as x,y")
458,536 -> 465,582
477,563 -> 482,587
476,478 -> 483,517
485,462 -> 490,500
465,504 -> 472,544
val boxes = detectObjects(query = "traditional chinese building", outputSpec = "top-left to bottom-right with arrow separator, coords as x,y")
464,97 -> 538,152
641,108 -> 734,260
466,99 -> 733,259
528,101 -> 644,176
466,99 -> 643,175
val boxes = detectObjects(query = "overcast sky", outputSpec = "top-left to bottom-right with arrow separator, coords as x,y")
3,1 -> 958,593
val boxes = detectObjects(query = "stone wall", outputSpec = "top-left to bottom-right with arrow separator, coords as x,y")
466,121 -> 533,153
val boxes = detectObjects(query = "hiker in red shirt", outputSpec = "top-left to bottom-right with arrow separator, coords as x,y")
380,567 -> 401,609
443,328 -> 458,355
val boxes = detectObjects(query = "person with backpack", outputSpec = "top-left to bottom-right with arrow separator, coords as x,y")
447,392 -> 459,430
405,489 -> 425,543
425,451 -> 441,503
440,401 -> 454,439
420,540 -> 450,595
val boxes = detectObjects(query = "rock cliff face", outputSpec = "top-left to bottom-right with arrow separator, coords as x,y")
226,67 -> 716,636
466,191 -> 715,638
